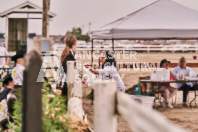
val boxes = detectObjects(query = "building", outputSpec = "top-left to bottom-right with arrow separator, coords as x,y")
0,1 -> 56,51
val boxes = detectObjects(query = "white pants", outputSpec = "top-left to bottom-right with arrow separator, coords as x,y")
160,86 -> 177,104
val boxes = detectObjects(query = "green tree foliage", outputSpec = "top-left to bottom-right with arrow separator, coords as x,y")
66,27 -> 90,42
8,80 -> 70,132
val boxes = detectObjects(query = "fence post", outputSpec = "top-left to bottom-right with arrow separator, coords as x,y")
22,50 -> 42,132
71,61 -> 82,98
94,80 -> 117,132
67,61 -> 84,120
67,61 -> 76,99
67,61 -> 82,99
67,61 -> 82,98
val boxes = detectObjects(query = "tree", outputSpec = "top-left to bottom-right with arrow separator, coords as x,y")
66,27 -> 90,42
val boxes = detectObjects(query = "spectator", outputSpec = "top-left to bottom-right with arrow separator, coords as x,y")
57,35 -> 77,96
11,50 -> 26,86
90,51 -> 125,92
0,45 -> 9,66
173,57 -> 197,107
0,75 -> 14,130
159,59 -> 177,108
0,75 -> 14,102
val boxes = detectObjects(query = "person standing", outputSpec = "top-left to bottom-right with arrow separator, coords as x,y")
11,50 -> 26,87
0,45 -> 9,66
57,35 -> 77,96
173,57 -> 197,107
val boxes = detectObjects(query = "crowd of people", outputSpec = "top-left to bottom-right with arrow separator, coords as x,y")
0,35 -> 197,129
157,57 -> 197,108
0,46 -> 26,130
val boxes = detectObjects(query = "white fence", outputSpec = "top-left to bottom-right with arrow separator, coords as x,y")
67,61 -> 85,121
54,43 -> 198,53
67,61 -> 187,132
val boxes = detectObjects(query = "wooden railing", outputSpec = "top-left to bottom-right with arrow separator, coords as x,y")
94,81 -> 187,132
67,61 -> 187,132
67,61 -> 85,120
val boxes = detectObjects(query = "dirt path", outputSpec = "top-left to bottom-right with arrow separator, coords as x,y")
161,108 -> 198,132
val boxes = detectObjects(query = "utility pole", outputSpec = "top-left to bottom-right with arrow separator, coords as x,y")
88,22 -> 92,34
81,24 -> 85,34
42,0 -> 49,37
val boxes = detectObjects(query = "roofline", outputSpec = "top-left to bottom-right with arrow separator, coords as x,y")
92,0 -> 198,33
94,0 -> 159,31
0,1 -> 56,18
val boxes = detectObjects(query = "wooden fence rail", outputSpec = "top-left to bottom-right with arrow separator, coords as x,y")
93,81 -> 187,132
67,61 -> 85,120
117,91 -> 186,132
76,64 -> 187,132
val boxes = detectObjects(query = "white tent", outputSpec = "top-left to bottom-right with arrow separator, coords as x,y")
91,0 -> 198,40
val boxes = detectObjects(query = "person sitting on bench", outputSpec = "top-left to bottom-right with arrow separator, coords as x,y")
159,59 -> 177,108
173,57 -> 197,107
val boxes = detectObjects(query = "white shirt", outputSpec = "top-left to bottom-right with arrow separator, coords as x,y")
11,64 -> 25,85
0,47 -> 8,66
98,65 -> 125,92
173,66 -> 197,88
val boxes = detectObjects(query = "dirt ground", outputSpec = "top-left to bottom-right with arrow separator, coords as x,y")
79,53 -> 198,132
83,98 -> 133,132
161,108 -> 198,132
83,87 -> 198,132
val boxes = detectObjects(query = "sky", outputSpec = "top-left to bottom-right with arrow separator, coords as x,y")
0,0 -> 198,35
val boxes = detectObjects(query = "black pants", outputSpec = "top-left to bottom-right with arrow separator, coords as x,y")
179,84 -> 193,103
62,82 -> 68,96
57,82 -> 68,97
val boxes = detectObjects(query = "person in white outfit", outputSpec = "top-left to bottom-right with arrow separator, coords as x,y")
90,51 -> 125,92
11,50 -> 26,86
173,57 -> 197,107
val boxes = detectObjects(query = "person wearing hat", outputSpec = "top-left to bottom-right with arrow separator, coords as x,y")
0,75 -> 14,130
159,59 -> 177,108
11,50 -> 26,86
0,75 -> 14,102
